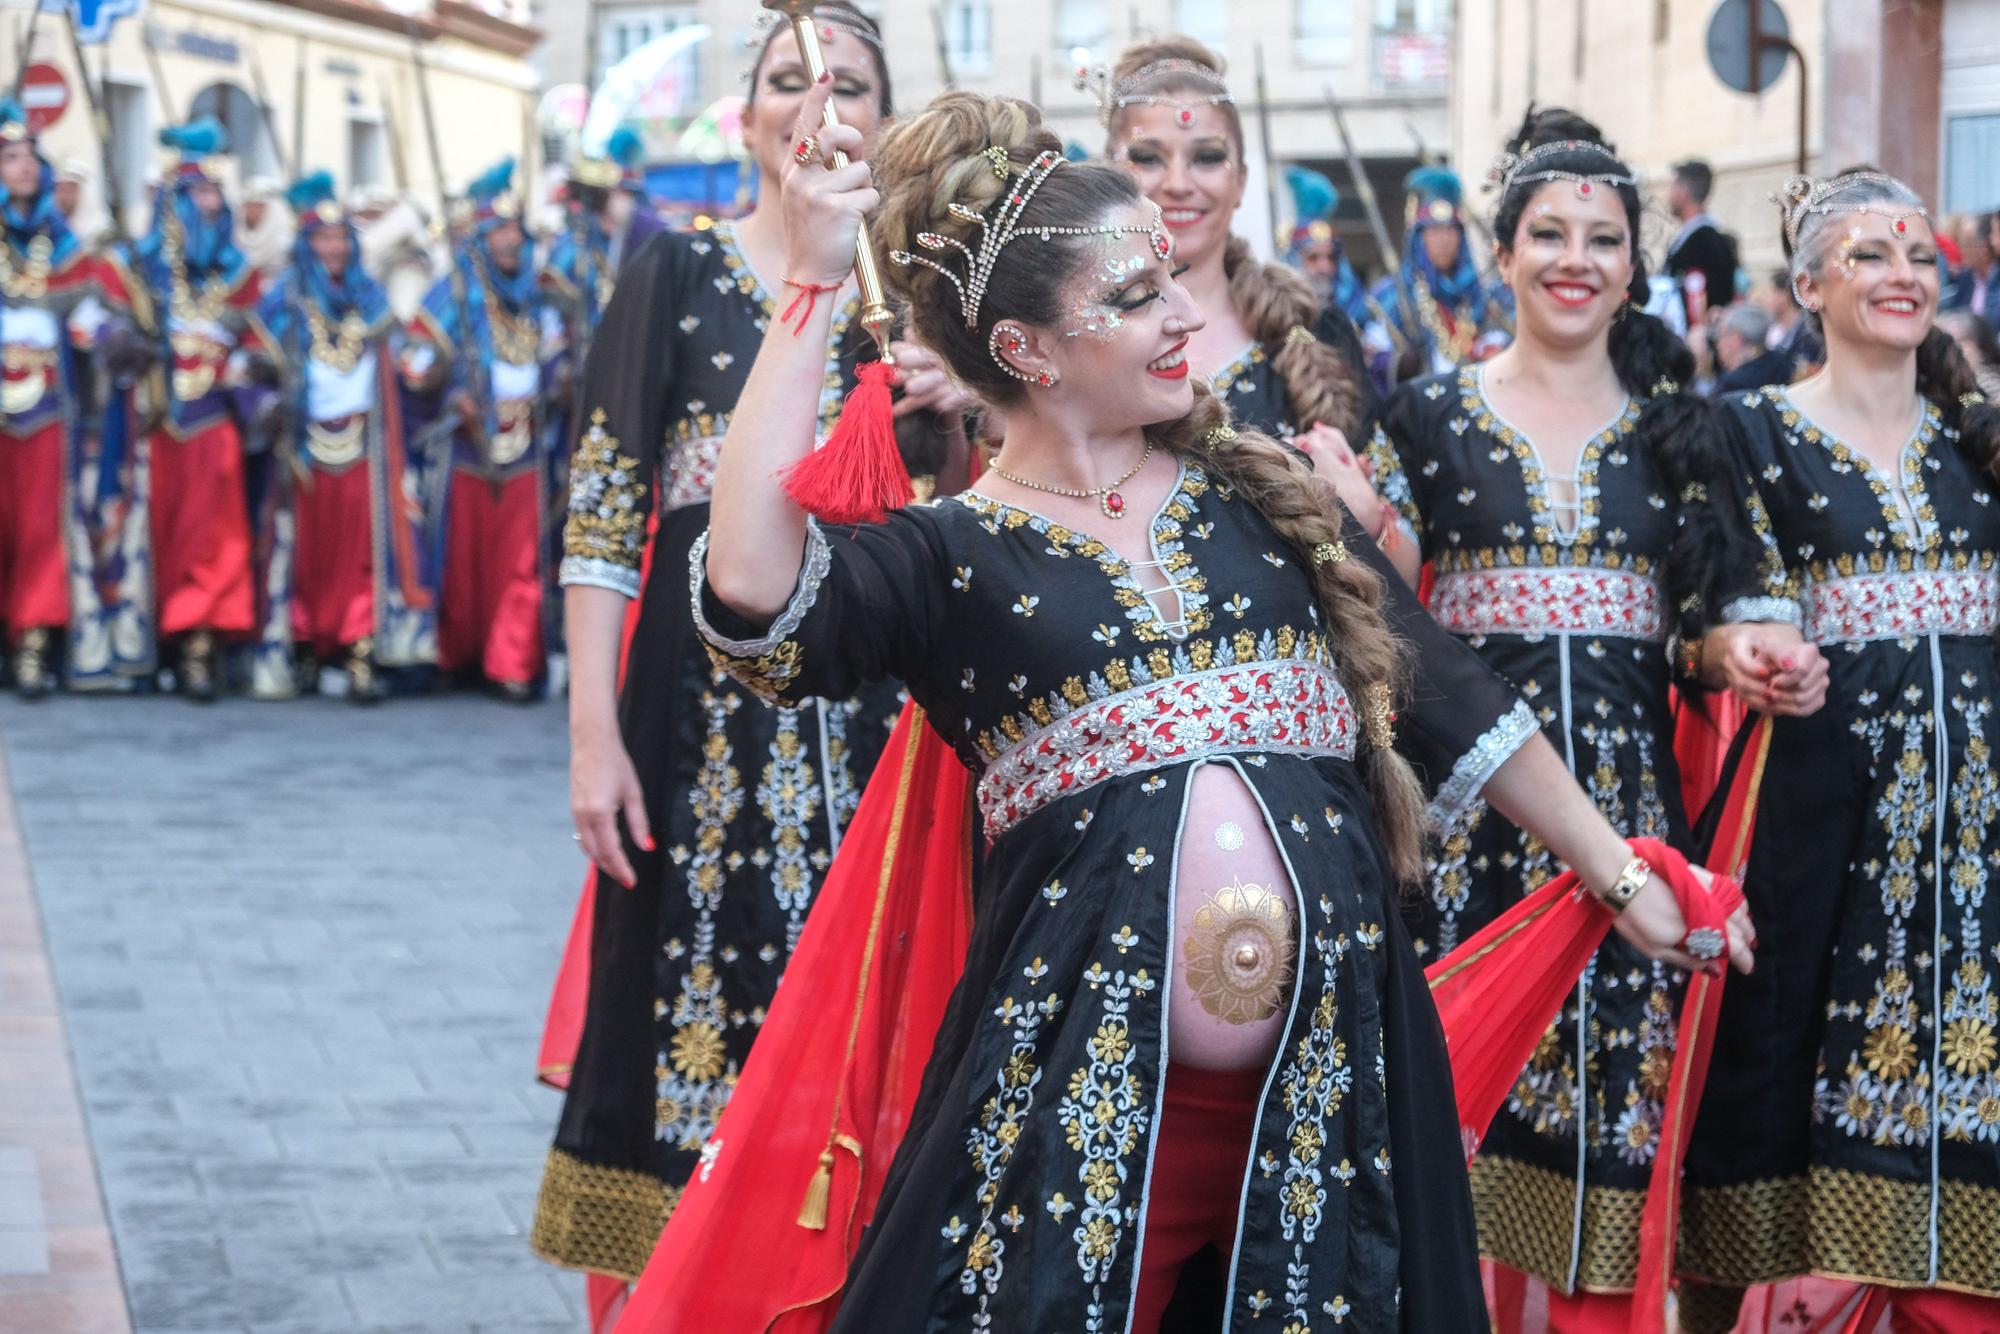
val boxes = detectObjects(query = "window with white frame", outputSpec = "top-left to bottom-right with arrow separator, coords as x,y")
1173,0 -> 1229,56
1297,0 -> 1355,64
1053,0 -> 1106,65
1947,113 -> 2000,214
1374,0 -> 1447,32
944,0 -> 993,75
595,3 -> 702,113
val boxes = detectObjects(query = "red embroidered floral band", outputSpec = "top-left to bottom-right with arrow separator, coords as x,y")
1429,567 -> 1665,642
976,660 -> 1356,838
1804,569 -> 2000,643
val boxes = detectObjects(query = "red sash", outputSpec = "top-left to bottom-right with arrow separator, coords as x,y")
1427,716 -> 1768,1331
615,703 -> 973,1332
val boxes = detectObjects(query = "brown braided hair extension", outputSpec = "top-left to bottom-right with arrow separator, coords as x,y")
1105,37 -> 1363,439
872,91 -> 1425,877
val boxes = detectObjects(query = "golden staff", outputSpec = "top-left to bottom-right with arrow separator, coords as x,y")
763,0 -> 894,364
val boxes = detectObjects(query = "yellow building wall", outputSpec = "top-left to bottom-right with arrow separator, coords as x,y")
11,0 -> 538,233
1450,0 -> 1826,274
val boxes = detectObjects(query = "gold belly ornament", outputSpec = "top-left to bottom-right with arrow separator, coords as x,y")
1184,878 -> 1297,1025
306,417 -> 366,467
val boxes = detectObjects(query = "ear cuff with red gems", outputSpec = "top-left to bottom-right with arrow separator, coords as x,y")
988,325 -> 1057,386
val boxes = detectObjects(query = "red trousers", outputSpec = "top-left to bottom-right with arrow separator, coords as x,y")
438,468 -> 542,686
0,420 -> 68,641
1130,1063 -> 1265,1332
150,421 -> 253,637
290,463 -> 375,657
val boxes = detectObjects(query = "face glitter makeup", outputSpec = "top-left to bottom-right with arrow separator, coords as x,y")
1060,246 -> 1152,342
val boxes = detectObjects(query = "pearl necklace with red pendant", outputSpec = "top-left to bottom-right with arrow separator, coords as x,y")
988,441 -> 1154,520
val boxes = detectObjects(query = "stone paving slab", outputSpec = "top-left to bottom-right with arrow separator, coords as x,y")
0,695 -> 587,1334
0,725 -> 131,1333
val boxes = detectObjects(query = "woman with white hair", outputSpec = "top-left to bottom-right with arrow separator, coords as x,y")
1679,168 -> 2000,1332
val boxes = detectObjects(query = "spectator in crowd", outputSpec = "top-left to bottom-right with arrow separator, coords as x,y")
1664,159 -> 1739,320
1939,306 -> 2000,399
1711,301 -> 1792,394
1945,211 -> 2000,317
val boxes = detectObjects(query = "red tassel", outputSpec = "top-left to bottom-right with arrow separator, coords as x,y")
782,360 -> 913,525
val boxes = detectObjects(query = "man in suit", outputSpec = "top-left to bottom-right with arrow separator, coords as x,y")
1944,212 -> 2000,317
1712,302 -> 1792,395
1665,160 -> 1739,322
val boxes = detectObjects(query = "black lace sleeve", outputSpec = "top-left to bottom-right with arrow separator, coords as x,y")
1360,380 -> 1432,555
689,508 -> 952,707
558,233 -> 683,596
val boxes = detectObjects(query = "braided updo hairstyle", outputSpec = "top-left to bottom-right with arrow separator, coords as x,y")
1781,167 -> 2000,481
874,92 -> 1427,878
1102,37 -> 1362,439
1491,106 -> 1757,669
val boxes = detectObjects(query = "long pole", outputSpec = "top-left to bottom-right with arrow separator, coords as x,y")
10,0 -> 46,104
768,1 -> 892,360
928,4 -> 956,90
406,23 -> 491,429
245,43 -> 293,181
291,34 -> 307,181
1252,45 -> 1279,251
62,4 -> 122,241
1323,84 -> 1415,331
140,20 -> 175,123
376,76 -> 409,193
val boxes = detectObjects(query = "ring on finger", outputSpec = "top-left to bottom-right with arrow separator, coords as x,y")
792,135 -> 822,167
1682,927 -> 1727,961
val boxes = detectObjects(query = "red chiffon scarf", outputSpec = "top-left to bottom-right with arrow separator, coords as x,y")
614,702 -> 974,1332
1427,720 -> 1767,1333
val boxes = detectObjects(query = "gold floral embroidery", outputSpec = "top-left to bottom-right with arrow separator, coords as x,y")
561,409 -> 650,588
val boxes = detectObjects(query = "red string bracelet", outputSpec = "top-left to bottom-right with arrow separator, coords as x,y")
779,278 -> 843,335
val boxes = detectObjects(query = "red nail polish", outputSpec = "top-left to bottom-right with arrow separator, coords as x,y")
645,836 -> 658,852
818,70 -> 833,84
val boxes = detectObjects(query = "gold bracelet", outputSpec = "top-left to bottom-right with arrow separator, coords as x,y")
1598,855 -> 1649,916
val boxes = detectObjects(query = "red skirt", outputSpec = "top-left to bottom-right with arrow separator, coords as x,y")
438,468 -> 543,686
150,420 -> 254,637
0,419 -> 69,638
290,463 -> 375,657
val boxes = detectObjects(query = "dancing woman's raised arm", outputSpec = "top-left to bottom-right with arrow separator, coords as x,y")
706,77 -> 879,622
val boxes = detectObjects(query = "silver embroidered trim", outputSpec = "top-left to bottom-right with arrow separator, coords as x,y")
558,554 -> 643,598
976,660 -> 1358,839
664,432 -> 725,513
1429,567 -> 1666,642
1802,569 -> 2000,644
1424,698 -> 1539,835
688,520 -> 832,658
1719,595 -> 1805,628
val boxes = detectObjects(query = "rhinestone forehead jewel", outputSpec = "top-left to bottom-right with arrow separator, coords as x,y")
1774,172 -> 1929,251
888,149 -> 1172,328
1074,58 -> 1236,129
1484,139 -> 1636,203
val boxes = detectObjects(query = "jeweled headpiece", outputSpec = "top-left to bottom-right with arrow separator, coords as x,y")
745,6 -> 882,53
1775,172 -> 1928,252
1076,58 -> 1236,130
887,149 -> 1171,328
1485,139 -> 1636,203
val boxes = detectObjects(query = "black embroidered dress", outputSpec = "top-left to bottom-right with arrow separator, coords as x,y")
692,458 -> 1537,1332
530,223 -> 899,1282
1364,364 -> 1692,1293
1204,303 -> 1374,442
1681,387 -> 2000,1300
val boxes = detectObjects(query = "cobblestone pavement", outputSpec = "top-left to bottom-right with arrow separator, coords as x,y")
0,694 -> 586,1334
